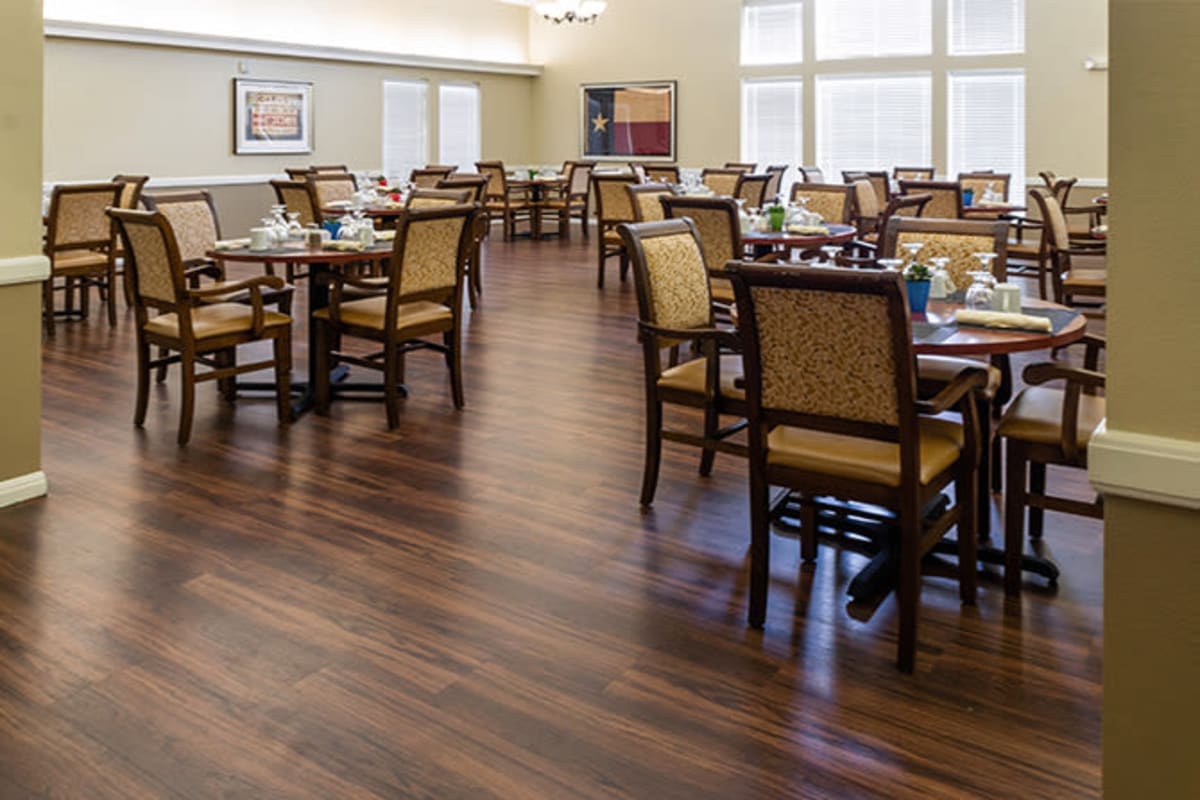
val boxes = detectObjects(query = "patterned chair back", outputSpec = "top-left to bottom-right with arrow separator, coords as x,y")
620,219 -> 714,344
1029,187 -> 1071,253
309,173 -> 356,208
142,192 -> 221,266
627,184 -> 673,222
763,166 -> 787,203
790,182 -> 854,224
799,166 -> 825,183
108,208 -> 187,311
270,180 -> 318,227
959,172 -> 1011,204
728,264 -> 915,432
735,174 -> 772,208
436,175 -> 489,204
894,167 -> 935,181
475,161 -> 509,200
112,175 -> 150,210
660,196 -> 740,274
852,180 -> 881,220
700,168 -> 743,197
899,180 -> 962,220
46,182 -> 122,252
566,161 -> 596,197
593,173 -> 639,227
407,188 -> 473,209
644,165 -> 681,184
882,217 -> 1009,290
410,167 -> 454,188
392,204 -> 476,300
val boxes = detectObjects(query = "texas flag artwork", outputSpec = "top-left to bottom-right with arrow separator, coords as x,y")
584,83 -> 675,159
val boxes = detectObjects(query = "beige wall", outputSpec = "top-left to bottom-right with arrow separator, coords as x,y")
44,37 -> 536,182
1104,1 -> 1200,796
0,0 -> 45,486
530,0 -> 1108,182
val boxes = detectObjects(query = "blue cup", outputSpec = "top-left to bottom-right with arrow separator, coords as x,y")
962,188 -> 975,207
906,279 -> 931,313
322,220 -> 341,240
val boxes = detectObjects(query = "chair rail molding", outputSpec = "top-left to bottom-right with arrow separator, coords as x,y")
0,471 -> 47,510
0,255 -> 51,287
1089,420 -> 1200,511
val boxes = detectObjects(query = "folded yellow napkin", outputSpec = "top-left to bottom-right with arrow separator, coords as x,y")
375,229 -> 396,241
322,240 -> 366,252
213,238 -> 251,250
973,199 -> 1008,208
325,200 -> 352,208
955,309 -> 1052,332
786,225 -> 829,235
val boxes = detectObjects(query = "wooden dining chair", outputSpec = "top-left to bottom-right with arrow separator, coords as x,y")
108,208 -> 292,445
42,182 -> 122,335
627,183 -> 673,223
617,218 -> 747,506
270,179 -> 320,228
660,195 -> 742,315
899,180 -> 963,220
540,160 -> 596,239
789,182 -> 855,225
406,187 -> 473,209
308,173 -> 357,209
312,204 -> 478,429
894,166 -> 935,181
959,172 -> 1012,205
700,168 -> 744,197
798,166 -> 825,182
642,164 -> 681,184
1030,188 -> 1107,311
592,172 -> 640,288
763,165 -> 788,204
734,173 -> 772,209
476,160 -> 533,241
110,174 -> 150,306
410,167 -> 454,188
998,335 -> 1106,595
436,176 -> 491,308
726,262 -> 985,672
843,170 -> 891,204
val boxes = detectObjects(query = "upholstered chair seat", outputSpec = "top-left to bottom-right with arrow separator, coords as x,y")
998,386 -> 1105,449
656,355 -> 745,398
144,303 -> 291,340
52,249 -> 110,270
312,297 -> 452,333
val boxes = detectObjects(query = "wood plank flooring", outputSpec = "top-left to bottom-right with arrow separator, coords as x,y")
1,229 -> 1102,798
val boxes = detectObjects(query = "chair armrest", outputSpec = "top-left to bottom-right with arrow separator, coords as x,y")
188,275 -> 285,336
1022,363 -> 1106,391
915,367 -> 989,416
637,321 -> 740,351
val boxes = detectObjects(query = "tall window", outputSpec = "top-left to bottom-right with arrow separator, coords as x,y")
948,70 -> 1025,200
742,79 -> 803,194
741,1 -> 803,66
382,80 -> 427,182
949,0 -> 1025,56
438,83 -> 482,174
815,73 -> 931,178
815,0 -> 932,61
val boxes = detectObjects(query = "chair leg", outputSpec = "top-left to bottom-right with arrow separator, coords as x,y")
105,267 -> 118,326
155,347 -> 170,383
444,329 -> 464,410
597,245 -> 607,289
42,278 -> 55,336
747,459 -> 771,629
313,320 -> 332,416
383,343 -> 401,429
1028,462 -> 1046,540
699,402 -> 719,477
273,330 -> 292,426
619,253 -> 630,283
177,350 -> 196,446
799,500 -> 818,563
134,337 -> 151,426
1004,440 -> 1028,597
216,348 -> 237,403
896,513 -> 922,673
122,262 -> 135,308
639,398 -> 663,507
956,469 -> 978,606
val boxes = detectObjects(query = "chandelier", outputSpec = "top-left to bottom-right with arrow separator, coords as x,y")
535,1 -> 607,24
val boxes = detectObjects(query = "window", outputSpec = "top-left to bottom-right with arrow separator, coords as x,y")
438,83 -> 482,174
382,80 -> 427,182
815,0 -> 931,61
949,0 -> 1025,56
948,70 -> 1025,200
815,73 -> 931,178
742,79 -> 803,194
741,1 -> 803,66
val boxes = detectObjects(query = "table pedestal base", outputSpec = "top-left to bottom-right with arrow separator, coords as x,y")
237,365 -> 407,419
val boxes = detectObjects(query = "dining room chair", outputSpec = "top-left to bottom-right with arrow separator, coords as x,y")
641,164 -> 681,184
843,170 -> 891,204
726,262 -> 985,673
311,204 -> 478,429
763,165 -> 788,204
110,174 -> 150,307
476,160 -> 533,241
894,167 -> 935,181
592,172 -> 640,288
270,178 -> 319,228
734,173 -> 772,209
108,207 -> 292,445
627,183 -> 673,223
998,335 -> 1105,595
959,172 -> 1012,206
617,218 -> 747,506
540,160 -> 595,240
410,167 -> 455,188
798,166 -> 825,182
724,162 -> 757,172
899,180 -> 963,220
700,168 -> 744,197
660,195 -> 742,316
1029,188 -> 1107,311
42,181 -> 122,335
308,173 -> 357,209
437,176 -> 491,309
311,164 -> 351,175
789,182 -> 855,225
406,187 -> 473,209
285,167 -> 314,181
842,184 -> 930,263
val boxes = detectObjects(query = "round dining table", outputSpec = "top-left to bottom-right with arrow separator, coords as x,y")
208,240 -> 395,415
912,297 -> 1087,355
742,223 -> 858,251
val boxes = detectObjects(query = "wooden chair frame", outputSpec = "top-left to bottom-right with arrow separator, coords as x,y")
626,183 -> 674,223
43,181 -> 122,335
437,176 -> 491,308
843,170 -> 891,204
410,167 -> 455,188
476,160 -> 533,241
899,179 -> 964,220
592,172 -> 640,288
1030,188 -> 1107,309
734,173 -> 773,209
700,168 -> 745,196
541,160 -> 596,240
789,182 -> 856,225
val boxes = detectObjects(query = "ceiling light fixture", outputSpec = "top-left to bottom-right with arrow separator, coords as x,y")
534,0 -> 607,24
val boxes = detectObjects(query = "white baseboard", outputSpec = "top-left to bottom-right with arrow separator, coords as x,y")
1089,421 -> 1200,511
0,471 -> 47,509
0,255 -> 51,287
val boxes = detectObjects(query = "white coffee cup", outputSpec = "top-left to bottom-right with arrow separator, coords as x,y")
249,227 -> 272,252
994,283 -> 1022,314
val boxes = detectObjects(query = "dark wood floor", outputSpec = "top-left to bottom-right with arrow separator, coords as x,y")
2,228 -> 1102,799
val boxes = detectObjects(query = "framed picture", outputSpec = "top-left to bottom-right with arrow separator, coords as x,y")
233,79 -> 313,155
581,81 -> 676,162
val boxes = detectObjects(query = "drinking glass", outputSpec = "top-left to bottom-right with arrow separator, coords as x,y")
972,251 -> 998,275
964,271 -> 997,311
901,242 -> 924,264
876,258 -> 903,272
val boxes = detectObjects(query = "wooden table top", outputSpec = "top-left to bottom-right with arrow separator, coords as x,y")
323,204 -> 405,218
742,224 -> 858,248
962,203 -> 1027,216
913,298 -> 1086,356
207,241 -> 393,265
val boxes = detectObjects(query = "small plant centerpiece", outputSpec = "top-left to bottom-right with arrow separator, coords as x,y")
903,261 -> 933,313
766,202 -> 786,232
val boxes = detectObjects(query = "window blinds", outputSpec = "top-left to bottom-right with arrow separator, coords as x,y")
438,83 -> 482,174
815,0 -> 931,61
382,80 -> 427,182
742,79 -> 803,195
948,70 -> 1026,200
949,0 -> 1025,56
815,73 -> 931,177
741,1 -> 804,66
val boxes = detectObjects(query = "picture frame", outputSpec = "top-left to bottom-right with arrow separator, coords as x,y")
233,79 -> 313,155
581,81 -> 676,162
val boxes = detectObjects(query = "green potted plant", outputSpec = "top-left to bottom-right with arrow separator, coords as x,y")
903,261 -> 933,313
766,202 -> 786,232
